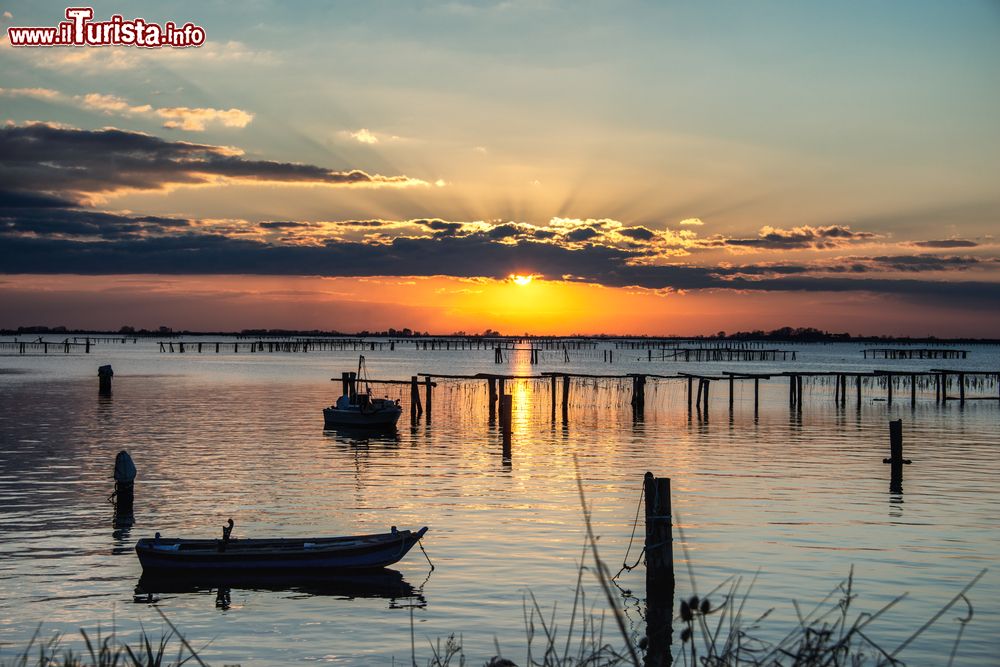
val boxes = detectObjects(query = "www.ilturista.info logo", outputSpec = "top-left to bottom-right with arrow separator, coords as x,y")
7,7 -> 206,48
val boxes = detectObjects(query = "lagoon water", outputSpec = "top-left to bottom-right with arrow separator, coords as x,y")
0,338 -> 997,665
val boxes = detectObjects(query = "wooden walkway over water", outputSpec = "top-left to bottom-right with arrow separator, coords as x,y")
0,336 -> 137,354
863,348 -> 968,359
343,367 -> 1000,427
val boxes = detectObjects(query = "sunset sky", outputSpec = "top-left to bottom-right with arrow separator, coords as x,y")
2,1 -> 999,335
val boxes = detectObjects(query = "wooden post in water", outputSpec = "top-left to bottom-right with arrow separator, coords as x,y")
910,374 -> 917,407
98,365 -> 113,396
748,377 -> 757,415
341,372 -> 350,397
643,472 -> 674,667
112,450 -> 136,527
410,376 -> 422,420
887,375 -> 893,406
789,375 -> 796,408
561,374 -> 570,422
488,377 -> 497,419
702,379 -> 710,414
728,375 -> 734,412
796,375 -> 803,411
883,419 -> 912,491
501,394 -> 512,460
424,376 -> 433,422
631,374 -> 646,419
959,373 -> 966,405
550,375 -> 557,420
856,375 -> 862,409
85,338 -> 90,353
348,372 -> 358,401
687,376 -> 693,414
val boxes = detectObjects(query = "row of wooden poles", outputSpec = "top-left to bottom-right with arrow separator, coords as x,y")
1,339 -> 93,354
347,368 -> 999,431
863,348 -> 968,359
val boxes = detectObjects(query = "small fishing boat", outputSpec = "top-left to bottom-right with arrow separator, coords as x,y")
135,521 -> 428,573
324,355 -> 402,429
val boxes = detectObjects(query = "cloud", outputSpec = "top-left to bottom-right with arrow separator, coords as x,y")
679,218 -> 704,226
907,239 -> 979,249
0,87 -> 253,132
157,106 -> 254,131
349,128 -> 379,144
5,39 -> 272,73
3,207 -> 998,309
0,123 -> 430,202
723,225 -> 879,251
338,128 -> 406,145
618,226 -> 656,241
80,93 -> 153,115
0,86 -> 61,100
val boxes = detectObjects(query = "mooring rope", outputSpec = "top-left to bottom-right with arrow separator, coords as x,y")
613,482 -> 646,581
418,537 -> 435,571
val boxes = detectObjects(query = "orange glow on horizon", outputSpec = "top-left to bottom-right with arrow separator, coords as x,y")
1,273 -> 994,337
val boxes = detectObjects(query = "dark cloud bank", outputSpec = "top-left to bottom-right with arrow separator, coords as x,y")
1,124 -> 998,309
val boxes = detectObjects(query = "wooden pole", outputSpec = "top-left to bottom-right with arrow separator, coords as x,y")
550,375 -> 557,419
632,375 -> 646,419
702,379 -> 710,414
425,376 -> 433,422
644,472 -> 674,667
98,365 -> 113,396
501,394 -> 512,460
754,377 -> 759,416
410,376 -> 422,419
959,373 -> 966,405
341,372 -> 350,397
728,375 -> 734,411
112,450 -> 136,527
883,419 -> 912,491
910,374 -> 916,407
887,375 -> 893,406
562,374 -> 570,421
856,375 -> 862,408
488,377 -> 497,419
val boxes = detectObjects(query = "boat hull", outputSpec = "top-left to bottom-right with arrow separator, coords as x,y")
323,406 -> 402,428
135,527 -> 427,573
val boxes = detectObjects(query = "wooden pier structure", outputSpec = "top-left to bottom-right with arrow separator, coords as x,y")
0,335 -> 134,354
332,367 -> 1000,433
863,348 -> 968,360
650,347 -> 794,362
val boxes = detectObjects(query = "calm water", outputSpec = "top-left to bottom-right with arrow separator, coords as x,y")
0,339 -> 997,665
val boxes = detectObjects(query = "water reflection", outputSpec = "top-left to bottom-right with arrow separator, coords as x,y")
135,568 -> 426,610
323,426 -> 401,448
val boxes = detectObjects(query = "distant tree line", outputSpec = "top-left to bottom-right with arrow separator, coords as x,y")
1,324 -> 996,343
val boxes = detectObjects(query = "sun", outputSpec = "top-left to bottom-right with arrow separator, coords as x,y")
510,274 -> 533,286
